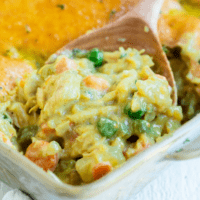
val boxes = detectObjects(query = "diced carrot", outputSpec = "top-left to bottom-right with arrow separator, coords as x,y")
141,140 -> 150,149
55,57 -> 77,74
69,121 -> 75,127
25,140 -> 59,172
122,148 -> 128,159
41,123 -> 56,136
0,131 -> 14,148
67,122 -> 78,143
69,132 -> 79,143
92,161 -> 112,180
83,75 -> 109,91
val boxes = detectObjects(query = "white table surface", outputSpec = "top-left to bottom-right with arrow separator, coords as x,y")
1,157 -> 200,200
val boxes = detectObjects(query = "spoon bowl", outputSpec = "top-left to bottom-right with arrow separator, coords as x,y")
55,0 -> 177,103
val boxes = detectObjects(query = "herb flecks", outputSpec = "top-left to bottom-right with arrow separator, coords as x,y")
176,148 -> 183,153
162,45 -> 169,54
57,4 -> 66,10
183,138 -> 190,144
118,38 -> 126,43
72,48 -> 87,58
3,114 -> 8,119
25,24 -> 31,33
120,53 -> 127,58
35,61 -> 41,69
198,59 -> 200,64
144,26 -> 149,33
109,9 -> 116,18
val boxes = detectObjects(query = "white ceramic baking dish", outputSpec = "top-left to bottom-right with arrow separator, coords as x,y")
0,113 -> 200,200
1,0 -> 199,197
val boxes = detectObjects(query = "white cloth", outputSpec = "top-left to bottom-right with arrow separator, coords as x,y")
2,189 -> 31,200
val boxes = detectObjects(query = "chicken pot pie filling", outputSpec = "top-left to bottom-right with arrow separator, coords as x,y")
0,47 -> 182,184
1,0 -> 200,186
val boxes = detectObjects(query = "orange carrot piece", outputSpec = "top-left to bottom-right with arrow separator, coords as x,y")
41,123 -> 56,136
83,75 -> 109,91
55,57 -> 77,73
25,140 -> 59,172
0,131 -> 14,148
92,161 -> 112,180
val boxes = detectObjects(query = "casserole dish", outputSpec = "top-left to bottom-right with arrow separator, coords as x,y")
0,113 -> 200,200
1,0 -> 200,199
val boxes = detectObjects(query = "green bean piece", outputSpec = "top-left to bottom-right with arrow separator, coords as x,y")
97,117 -> 119,138
87,48 -> 104,67
124,104 -> 145,120
17,125 -> 38,151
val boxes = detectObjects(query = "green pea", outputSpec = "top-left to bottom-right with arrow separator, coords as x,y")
120,122 -> 130,136
17,125 -> 38,151
119,122 -> 132,139
136,120 -> 151,133
87,48 -> 104,67
124,104 -> 145,120
97,117 -> 119,138
133,120 -> 159,138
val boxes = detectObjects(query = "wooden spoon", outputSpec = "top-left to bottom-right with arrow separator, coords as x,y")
55,0 -> 177,104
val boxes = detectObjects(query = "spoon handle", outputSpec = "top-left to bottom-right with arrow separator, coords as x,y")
123,0 -> 164,34
134,0 -> 164,32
